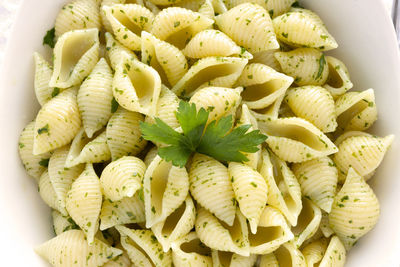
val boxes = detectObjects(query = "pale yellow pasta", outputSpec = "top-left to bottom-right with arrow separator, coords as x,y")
99,193 -> 145,230
259,149 -> 302,226
250,49 -> 282,72
324,56 -> 353,98
259,253 -> 279,267
18,121 -> 51,181
103,4 -> 154,51
225,0 -> 295,18
113,53 -> 161,116
329,168 -> 380,250
105,32 -> 138,70
292,156 -> 338,213
33,52 -> 57,106
117,225 -> 172,267
38,170 -> 65,214
211,250 -> 257,267
258,117 -> 338,162
50,28 -> 100,88
301,238 -> 328,266
64,128 -> 90,167
335,88 -> 377,132
66,164 -> 102,245
144,155 -> 189,227
270,242 -> 307,266
273,8 -> 337,50
319,236 -> 346,267
215,3 -> 278,53
151,7 -> 214,49
103,245 -> 133,267
275,48 -> 329,86
249,94 -> 284,121
228,162 -> 268,234
106,107 -> 147,160
285,86 -> 337,133
320,212 -> 335,238
100,156 -> 145,201
34,88 -> 81,155
52,210 -> 79,235
147,0 -> 182,6
211,0 -> 227,14
141,31 -> 188,87
144,146 -> 159,166
189,153 -> 236,226
35,230 -> 122,267
172,56 -> 248,98
195,207 -> 250,256
152,196 -> 196,252
198,0 -> 214,19
235,63 -> 293,109
175,0 -> 204,11
77,58 -> 113,138
171,232 -> 213,267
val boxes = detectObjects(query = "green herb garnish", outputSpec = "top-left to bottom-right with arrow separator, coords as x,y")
111,97 -> 119,113
38,158 -> 50,167
316,54 -> 326,80
43,27 -> 56,48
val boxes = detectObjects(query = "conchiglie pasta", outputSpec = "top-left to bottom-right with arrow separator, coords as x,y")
225,0 -> 295,18
33,52 -> 57,106
324,56 -> 353,98
250,49 -> 282,72
319,236 -> 346,267
198,0 -> 215,20
52,210 -> 79,235
38,170 -> 65,214
250,94 -> 284,121
215,3 -> 279,53
171,232 -> 213,267
144,146 -> 159,166
105,32 -> 138,70
103,245 -> 133,267
269,242 -> 307,267
211,250 -> 257,267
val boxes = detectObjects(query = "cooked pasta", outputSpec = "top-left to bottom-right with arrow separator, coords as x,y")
212,250 -> 257,267
52,210 -> 79,235
225,0 -> 295,18
105,32 -> 138,70
33,53 -> 57,106
171,232 -> 213,267
324,56 -> 353,98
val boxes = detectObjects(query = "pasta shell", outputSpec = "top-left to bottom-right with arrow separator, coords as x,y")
250,94 -> 284,121
144,146 -> 159,167
285,86 -> 337,132
228,162 -> 268,234
301,238 -> 329,266
148,0 -> 183,6
272,8 -> 337,51
171,232 -> 213,267
66,164 -> 102,244
151,7 -> 214,49
323,56 -> 353,98
275,48 -> 329,86
52,210 -> 79,235
211,250 -> 257,267
117,225 -> 172,267
106,107 -> 147,160
292,156 -> 338,213
173,56 -> 248,98
258,117 -> 338,162
235,63 -> 293,109
39,170 -> 65,213
319,236 -> 346,267
50,28 -> 100,88
152,196 -> 196,252
141,31 -> 188,87
225,0 -> 295,18
103,4 -> 154,51
100,156 -> 145,201
77,58 -> 113,138
34,88 -> 81,155
268,242 -> 307,266
259,253 -> 279,266
329,168 -> 380,250
215,3 -> 279,53
105,32 -> 138,70
113,54 -> 162,116
18,121 -> 51,181
35,230 -> 122,267
144,155 -> 189,227
103,245 -> 133,267
99,193 -> 145,230
195,207 -> 250,256
33,52 -> 58,106
335,89 -> 377,132
189,153 -> 236,226
320,212 -> 334,238
198,0 -> 214,20
250,49 -> 282,71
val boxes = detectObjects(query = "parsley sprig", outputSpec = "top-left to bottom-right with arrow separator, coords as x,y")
140,101 -> 267,167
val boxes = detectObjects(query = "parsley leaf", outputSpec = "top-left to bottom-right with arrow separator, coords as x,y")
43,27 -> 56,48
111,97 -> 119,113
141,117 -> 183,146
38,158 -> 50,167
316,54 -> 326,80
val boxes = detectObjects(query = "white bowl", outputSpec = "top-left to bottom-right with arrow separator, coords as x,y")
0,0 -> 400,266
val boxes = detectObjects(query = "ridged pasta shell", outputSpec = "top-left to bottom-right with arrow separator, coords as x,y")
50,28 -> 100,88
103,245 -> 133,267
211,250 -> 257,267
144,155 -> 189,227
329,168 -> 380,250
320,212 -> 335,238
52,210 -> 79,235
99,193 -> 145,230
235,63 -> 293,109
301,238 -> 329,266
319,236 -> 346,267
144,146 -> 159,167
151,7 -> 214,49
33,53 -> 57,106
259,253 -> 279,266
106,107 -> 147,160
335,89 -> 377,132
292,156 -> 338,213
259,149 -> 302,226
250,94 -> 284,121
100,156 -> 145,201
148,0 -> 182,6
34,88 -> 81,155
189,153 -> 236,226
66,164 -> 102,244
250,49 -> 282,71
55,0 -> 101,37
268,242 -> 307,266
171,232 -> 213,267
195,207 -> 250,256
198,0 -> 214,20
323,56 -> 353,98
38,170 -> 65,214
113,54 -> 161,116
141,31 -> 188,87
333,133 -> 394,182
103,4 -> 154,51
152,196 -> 196,252
105,32 -> 138,70
175,0 -> 205,11
117,225 -> 173,267
173,56 -> 248,98
228,162 -> 268,234
225,0 -> 295,18
215,3 -> 279,53
275,48 -> 329,86
248,206 -> 294,254
272,8 -> 337,51
189,86 -> 242,123
18,121 -> 51,181
35,230 -> 122,267
78,58 -> 113,138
